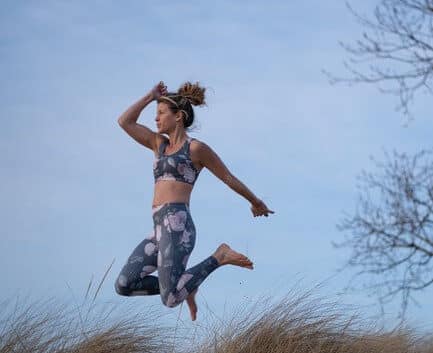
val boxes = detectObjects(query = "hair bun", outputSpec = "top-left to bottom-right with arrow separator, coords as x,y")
178,81 -> 206,107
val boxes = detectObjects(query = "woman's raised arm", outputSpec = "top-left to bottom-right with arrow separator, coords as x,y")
117,82 -> 167,152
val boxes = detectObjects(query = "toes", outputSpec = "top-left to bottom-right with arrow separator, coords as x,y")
235,254 -> 248,260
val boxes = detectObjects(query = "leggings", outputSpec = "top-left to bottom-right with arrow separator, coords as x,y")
115,202 -> 219,307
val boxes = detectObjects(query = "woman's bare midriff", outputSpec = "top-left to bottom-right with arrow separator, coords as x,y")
152,180 -> 193,207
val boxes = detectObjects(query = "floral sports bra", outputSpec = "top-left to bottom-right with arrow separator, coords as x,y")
153,136 -> 201,186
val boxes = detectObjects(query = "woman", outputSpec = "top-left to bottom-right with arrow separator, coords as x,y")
115,81 -> 274,321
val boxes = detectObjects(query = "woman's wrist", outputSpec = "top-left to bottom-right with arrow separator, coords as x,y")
132,92 -> 154,113
250,196 -> 261,206
143,91 -> 155,103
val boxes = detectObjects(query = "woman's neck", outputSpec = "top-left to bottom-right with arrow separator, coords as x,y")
167,129 -> 187,146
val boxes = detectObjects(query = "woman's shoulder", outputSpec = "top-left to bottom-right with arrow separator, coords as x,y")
189,136 -> 207,150
189,137 -> 217,160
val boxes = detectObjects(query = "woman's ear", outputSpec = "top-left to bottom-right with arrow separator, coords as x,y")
175,112 -> 183,123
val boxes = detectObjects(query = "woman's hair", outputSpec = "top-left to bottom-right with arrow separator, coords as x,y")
157,81 -> 207,129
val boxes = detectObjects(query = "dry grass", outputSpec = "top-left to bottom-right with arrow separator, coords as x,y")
0,296 -> 173,353
191,288 -> 433,353
1,287 -> 432,353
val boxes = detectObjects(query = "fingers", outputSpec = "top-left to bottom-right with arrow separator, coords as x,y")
252,208 -> 275,217
262,205 -> 275,216
251,201 -> 275,218
260,209 -> 275,217
159,82 -> 168,95
156,81 -> 168,96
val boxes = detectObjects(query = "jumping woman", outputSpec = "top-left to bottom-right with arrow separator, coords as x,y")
115,81 -> 274,321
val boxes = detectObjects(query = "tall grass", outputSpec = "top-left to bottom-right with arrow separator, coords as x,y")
192,288 -> 433,353
1,286 -> 432,353
0,295 -> 173,353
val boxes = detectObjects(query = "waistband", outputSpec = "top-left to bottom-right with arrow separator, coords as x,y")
152,202 -> 190,217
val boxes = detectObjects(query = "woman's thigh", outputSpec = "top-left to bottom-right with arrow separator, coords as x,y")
154,204 -> 196,297
117,230 -> 159,285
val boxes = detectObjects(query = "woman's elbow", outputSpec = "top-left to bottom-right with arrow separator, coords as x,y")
117,117 -> 126,126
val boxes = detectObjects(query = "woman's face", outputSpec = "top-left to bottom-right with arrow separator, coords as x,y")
155,102 -> 181,134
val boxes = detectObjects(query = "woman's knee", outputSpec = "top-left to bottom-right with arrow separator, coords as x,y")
160,290 -> 185,308
114,275 -> 131,296
161,296 -> 180,308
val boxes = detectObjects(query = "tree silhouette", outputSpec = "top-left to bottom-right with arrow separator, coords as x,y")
325,0 -> 433,120
336,149 -> 433,317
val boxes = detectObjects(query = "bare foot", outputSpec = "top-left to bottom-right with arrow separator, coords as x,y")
186,289 -> 198,321
213,243 -> 254,270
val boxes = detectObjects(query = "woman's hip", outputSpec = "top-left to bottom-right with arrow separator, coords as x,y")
152,202 -> 190,217
152,202 -> 195,242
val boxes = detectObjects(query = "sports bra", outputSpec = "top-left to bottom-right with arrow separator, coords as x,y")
153,136 -> 201,186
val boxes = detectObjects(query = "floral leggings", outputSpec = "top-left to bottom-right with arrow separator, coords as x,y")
115,202 -> 219,307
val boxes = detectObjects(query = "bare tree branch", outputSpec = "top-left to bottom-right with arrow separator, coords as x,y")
336,149 -> 433,318
324,0 -> 433,120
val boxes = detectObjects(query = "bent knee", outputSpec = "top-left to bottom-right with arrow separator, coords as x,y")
161,299 -> 180,308
114,277 -> 131,296
161,293 -> 181,308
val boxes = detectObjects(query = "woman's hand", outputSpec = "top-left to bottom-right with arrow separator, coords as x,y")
150,81 -> 168,101
250,199 -> 275,217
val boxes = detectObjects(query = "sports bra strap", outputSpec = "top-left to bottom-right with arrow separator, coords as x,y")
185,137 -> 194,154
158,139 -> 168,156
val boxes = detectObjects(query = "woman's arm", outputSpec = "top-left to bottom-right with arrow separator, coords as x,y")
195,141 -> 274,217
118,92 -> 153,125
117,82 -> 167,151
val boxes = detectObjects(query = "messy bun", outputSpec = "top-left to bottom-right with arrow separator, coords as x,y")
157,81 -> 207,129
178,81 -> 206,107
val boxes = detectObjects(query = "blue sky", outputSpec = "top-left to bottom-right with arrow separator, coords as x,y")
1,0 -> 432,331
